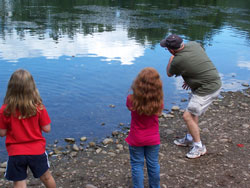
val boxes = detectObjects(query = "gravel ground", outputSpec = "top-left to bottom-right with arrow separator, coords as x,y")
1,88 -> 250,188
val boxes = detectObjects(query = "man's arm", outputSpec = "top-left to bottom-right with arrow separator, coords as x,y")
0,129 -> 7,137
166,55 -> 174,77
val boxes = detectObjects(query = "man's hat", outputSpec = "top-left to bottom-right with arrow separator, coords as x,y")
160,34 -> 183,49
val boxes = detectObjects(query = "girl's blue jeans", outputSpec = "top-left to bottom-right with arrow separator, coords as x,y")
129,145 -> 160,188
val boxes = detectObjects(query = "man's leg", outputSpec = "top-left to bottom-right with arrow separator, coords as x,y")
183,111 -> 200,142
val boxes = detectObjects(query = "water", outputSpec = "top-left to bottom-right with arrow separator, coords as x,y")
0,0 -> 250,161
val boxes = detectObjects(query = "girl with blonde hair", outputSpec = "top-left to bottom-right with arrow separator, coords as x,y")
125,67 -> 163,188
0,69 -> 56,188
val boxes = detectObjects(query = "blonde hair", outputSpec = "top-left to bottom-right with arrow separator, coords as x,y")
131,67 -> 163,116
4,69 -> 43,118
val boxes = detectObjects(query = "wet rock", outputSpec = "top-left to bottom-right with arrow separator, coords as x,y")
0,168 -> 5,173
80,136 -> 87,141
109,104 -> 115,108
0,161 -> 7,168
89,142 -> 96,147
112,131 -> 119,136
172,105 -> 180,111
72,144 -> 79,151
64,138 -> 75,143
242,83 -> 249,87
103,138 -> 113,145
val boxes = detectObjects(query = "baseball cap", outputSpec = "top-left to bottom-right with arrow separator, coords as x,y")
160,34 -> 183,49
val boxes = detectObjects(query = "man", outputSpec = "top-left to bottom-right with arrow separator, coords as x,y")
160,34 -> 221,159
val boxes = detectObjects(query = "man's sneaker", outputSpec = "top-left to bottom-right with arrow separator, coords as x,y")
186,145 -> 207,159
174,136 -> 193,147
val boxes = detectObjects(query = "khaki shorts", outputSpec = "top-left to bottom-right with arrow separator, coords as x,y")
187,88 -> 221,116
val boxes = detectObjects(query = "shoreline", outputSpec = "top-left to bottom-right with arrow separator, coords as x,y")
1,87 -> 250,187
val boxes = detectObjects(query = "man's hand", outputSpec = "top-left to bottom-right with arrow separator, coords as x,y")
182,82 -> 190,90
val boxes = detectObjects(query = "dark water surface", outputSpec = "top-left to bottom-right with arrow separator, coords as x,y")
0,0 -> 250,161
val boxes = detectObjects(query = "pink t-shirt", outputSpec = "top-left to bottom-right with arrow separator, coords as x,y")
125,95 -> 161,146
0,104 -> 51,156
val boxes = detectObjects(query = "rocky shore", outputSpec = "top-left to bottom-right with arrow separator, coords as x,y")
1,87 -> 250,188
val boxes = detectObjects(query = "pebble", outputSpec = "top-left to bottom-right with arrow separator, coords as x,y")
103,138 -> 113,145
116,144 -> 123,150
0,161 -> 7,168
242,124 -> 250,129
80,137 -> 87,141
72,144 -> 79,151
166,129 -> 174,135
86,184 -> 98,188
64,138 -> 75,143
0,168 -> 5,173
242,83 -> 249,87
172,105 -> 180,111
89,142 -> 96,147
96,148 -> 102,154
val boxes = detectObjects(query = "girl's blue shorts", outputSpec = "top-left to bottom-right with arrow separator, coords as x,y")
5,152 -> 50,181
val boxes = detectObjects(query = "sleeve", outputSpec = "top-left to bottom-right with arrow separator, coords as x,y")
39,106 -> 51,127
0,109 -> 7,129
126,95 -> 133,111
168,58 -> 182,76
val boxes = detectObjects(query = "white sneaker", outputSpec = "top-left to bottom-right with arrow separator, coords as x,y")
174,135 -> 193,147
186,145 -> 207,159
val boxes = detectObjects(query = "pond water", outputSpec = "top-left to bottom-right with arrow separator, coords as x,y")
0,0 -> 250,161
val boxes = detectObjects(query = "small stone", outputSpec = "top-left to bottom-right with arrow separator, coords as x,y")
242,124 -> 250,129
80,137 -> 87,142
166,129 -> 174,135
101,122 -> 105,126
112,131 -> 119,136
70,152 -> 78,157
242,83 -> 249,87
96,148 -> 102,154
116,144 -> 123,150
0,168 -> 5,173
119,123 -> 125,126
202,128 -> 210,133
72,144 -> 79,151
109,104 -> 115,108
53,148 -> 63,154
89,142 -> 96,147
86,184 -> 98,188
108,152 -> 116,157
54,140 -> 59,144
172,105 -> 180,111
0,161 -> 7,168
103,138 -> 113,145
64,138 -> 75,143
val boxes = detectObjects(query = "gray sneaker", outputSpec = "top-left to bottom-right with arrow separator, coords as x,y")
186,145 -> 207,159
174,135 -> 193,147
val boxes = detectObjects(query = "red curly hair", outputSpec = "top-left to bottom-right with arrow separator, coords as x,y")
131,67 -> 163,116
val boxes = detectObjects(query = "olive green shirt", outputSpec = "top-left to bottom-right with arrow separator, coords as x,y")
169,41 -> 221,96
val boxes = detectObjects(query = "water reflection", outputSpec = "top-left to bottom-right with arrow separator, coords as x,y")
0,27 -> 145,65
